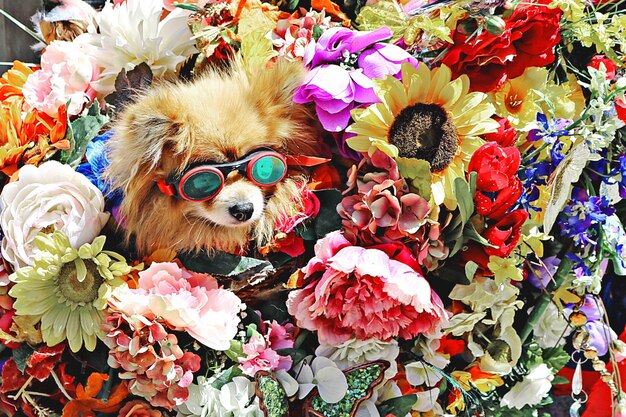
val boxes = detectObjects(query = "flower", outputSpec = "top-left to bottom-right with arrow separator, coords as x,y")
500,364 -> 554,409
104,314 -> 201,410
109,262 -> 244,351
287,231 -> 447,345
527,112 -> 570,143
292,356 -> 348,403
62,372 -> 129,417
441,0 -> 562,92
78,0 -> 197,94
315,338 -> 400,379
483,209 -> 529,258
0,160 -> 109,269
238,335 -> 292,376
118,400 -> 163,417
271,10 -> 332,60
9,231 -> 130,352
22,40 -> 98,117
484,116 -> 518,147
589,55 -> 617,80
468,142 -> 523,220
532,303 -> 572,348
174,375 -> 263,417
293,27 -> 417,131
346,62 -> 499,209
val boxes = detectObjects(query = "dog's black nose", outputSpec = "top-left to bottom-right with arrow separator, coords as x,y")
229,202 -> 254,222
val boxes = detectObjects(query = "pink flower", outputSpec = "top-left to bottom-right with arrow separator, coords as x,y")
104,314 -> 201,410
238,335 -> 292,376
266,320 -> 296,349
287,232 -> 448,345
22,40 -> 98,117
109,262 -> 244,351
118,400 -> 163,417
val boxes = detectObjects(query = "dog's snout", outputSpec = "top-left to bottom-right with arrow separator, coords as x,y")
228,202 -> 254,222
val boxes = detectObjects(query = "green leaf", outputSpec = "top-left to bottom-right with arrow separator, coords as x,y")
463,222 -> 496,247
13,344 -> 35,373
211,366 -> 243,390
179,251 -> 273,278
551,375 -> 569,385
542,347 -> 569,372
396,157 -> 432,200
224,340 -> 244,362
313,189 -> 343,238
275,348 -> 307,365
172,2 -> 203,11
60,105 -> 109,168
465,261 -> 478,281
377,394 -> 418,417
312,25 -> 324,41
453,177 -> 474,224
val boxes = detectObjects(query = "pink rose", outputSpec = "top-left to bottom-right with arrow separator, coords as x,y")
287,232 -> 448,345
22,40 -> 98,117
109,262 -> 244,351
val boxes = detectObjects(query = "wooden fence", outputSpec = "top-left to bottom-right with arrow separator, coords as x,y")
0,0 -> 42,72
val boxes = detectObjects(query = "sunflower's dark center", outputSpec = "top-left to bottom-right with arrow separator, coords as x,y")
56,261 -> 103,304
388,103 -> 458,172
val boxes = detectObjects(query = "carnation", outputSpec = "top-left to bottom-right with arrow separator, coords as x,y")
22,39 -> 98,117
78,0 -> 197,94
109,262 -> 244,351
0,160 -> 109,269
287,231 -> 447,345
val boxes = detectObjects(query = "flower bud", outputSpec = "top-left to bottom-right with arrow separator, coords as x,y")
457,18 -> 478,35
485,15 -> 506,35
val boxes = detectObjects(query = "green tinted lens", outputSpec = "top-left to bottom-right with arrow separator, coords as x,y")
181,170 -> 222,200
251,155 -> 286,185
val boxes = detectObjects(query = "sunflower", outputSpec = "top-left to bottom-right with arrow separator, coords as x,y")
346,62 -> 499,210
9,231 -> 131,352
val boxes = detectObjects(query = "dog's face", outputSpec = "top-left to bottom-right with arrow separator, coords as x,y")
106,60 -> 319,255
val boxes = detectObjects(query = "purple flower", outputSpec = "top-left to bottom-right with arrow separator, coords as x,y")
527,256 -> 560,289
294,27 -> 417,132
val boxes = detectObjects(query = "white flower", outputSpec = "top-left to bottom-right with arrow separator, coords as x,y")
315,338 -> 400,379
78,0 -> 197,95
500,364 -> 554,410
1,161 -> 109,269
175,376 -> 263,417
532,303 -> 572,348
293,356 -> 348,404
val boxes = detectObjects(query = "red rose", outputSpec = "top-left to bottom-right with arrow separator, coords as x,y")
468,142 -> 522,220
484,117 -> 518,147
442,0 -> 562,92
483,209 -> 528,257
588,55 -> 617,80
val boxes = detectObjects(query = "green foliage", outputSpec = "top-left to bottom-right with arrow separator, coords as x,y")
12,344 -> 35,373
377,394 -> 418,417
211,366 -> 243,390
60,104 -> 109,168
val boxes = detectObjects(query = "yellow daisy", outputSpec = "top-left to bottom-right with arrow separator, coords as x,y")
346,62 -> 499,210
9,231 -> 131,352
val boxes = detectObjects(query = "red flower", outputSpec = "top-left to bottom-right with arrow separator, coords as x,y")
442,0 -> 562,92
484,117 -> 518,147
588,55 -> 617,80
468,142 -> 522,220
616,97 -> 626,123
483,209 -> 528,257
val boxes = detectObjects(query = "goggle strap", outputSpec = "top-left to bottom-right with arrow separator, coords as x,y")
287,155 -> 331,167
157,178 -> 176,196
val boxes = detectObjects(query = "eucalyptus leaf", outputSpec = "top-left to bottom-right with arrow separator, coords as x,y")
179,251 -> 273,278
453,176 -> 474,224
463,222 -> 496,248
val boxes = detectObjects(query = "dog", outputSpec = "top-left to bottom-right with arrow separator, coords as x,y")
106,59 -> 319,256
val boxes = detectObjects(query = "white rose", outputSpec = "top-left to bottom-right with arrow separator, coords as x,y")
1,161 -> 109,269
500,364 -> 554,410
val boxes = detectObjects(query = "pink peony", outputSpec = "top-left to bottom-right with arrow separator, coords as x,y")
238,335 -> 292,376
287,232 -> 448,346
109,262 -> 244,351
22,40 -> 98,117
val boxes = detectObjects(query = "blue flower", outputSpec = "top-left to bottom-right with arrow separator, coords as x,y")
558,188 -> 615,248
527,113 -> 570,144
77,130 -> 123,207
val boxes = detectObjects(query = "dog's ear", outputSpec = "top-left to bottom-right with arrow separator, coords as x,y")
106,90 -> 191,195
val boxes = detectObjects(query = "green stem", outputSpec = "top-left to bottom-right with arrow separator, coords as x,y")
98,367 -> 115,403
519,255 -> 574,345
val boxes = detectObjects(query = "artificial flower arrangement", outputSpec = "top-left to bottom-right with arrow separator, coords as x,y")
1,0 -> 626,416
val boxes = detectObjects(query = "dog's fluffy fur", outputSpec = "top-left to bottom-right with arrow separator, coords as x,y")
106,60 -> 319,256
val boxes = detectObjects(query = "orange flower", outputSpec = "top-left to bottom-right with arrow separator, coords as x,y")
62,373 -> 129,417
308,164 -> 342,190
0,61 -> 35,101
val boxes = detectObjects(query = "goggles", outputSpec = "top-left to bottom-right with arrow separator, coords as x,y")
157,149 -> 288,202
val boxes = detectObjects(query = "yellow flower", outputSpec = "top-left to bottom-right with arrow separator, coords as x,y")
346,62 -> 499,210
488,256 -> 523,285
9,231 -> 131,352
